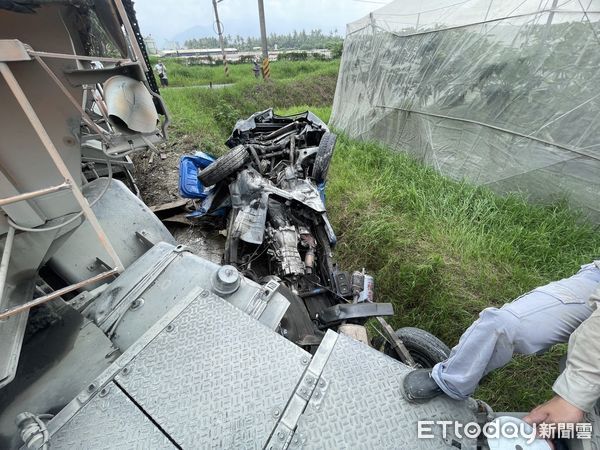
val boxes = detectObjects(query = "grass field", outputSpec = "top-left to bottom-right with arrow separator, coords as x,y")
154,57 -> 339,87
159,58 -> 338,155
154,59 -> 600,411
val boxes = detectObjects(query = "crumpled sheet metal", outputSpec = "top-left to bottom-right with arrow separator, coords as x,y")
229,168 -> 327,246
226,108 -> 329,147
333,0 -> 600,222
104,75 -> 158,133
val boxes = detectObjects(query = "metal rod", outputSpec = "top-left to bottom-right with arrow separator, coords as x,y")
546,0 -> 559,26
348,8 -> 598,37
32,55 -> 110,144
0,62 -> 125,272
0,226 -> 15,311
376,317 -> 416,367
26,50 -> 129,64
0,182 -> 70,207
374,104 -> 600,162
0,269 -> 119,321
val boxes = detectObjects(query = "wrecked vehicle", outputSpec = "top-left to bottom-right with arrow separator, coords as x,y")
0,1 -> 548,449
195,109 -> 395,351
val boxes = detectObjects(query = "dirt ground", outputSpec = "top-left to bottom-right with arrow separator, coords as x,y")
133,133 -> 227,263
133,134 -> 198,208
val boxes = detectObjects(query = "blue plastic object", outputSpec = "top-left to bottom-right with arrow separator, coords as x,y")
185,189 -> 228,219
317,181 -> 327,205
178,152 -> 215,199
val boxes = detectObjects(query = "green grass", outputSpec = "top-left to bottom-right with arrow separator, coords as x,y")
161,74 -> 336,153
326,135 -> 600,410
156,57 -> 339,87
275,105 -> 332,122
158,59 -> 600,412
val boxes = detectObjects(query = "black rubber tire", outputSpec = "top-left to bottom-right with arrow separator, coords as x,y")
312,132 -> 336,184
199,145 -> 249,186
383,327 -> 451,368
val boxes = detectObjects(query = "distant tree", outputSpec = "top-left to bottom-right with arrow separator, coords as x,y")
329,41 -> 343,58
183,29 -> 343,52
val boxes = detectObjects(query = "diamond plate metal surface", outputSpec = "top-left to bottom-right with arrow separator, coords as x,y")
294,334 -> 478,449
115,292 -> 309,449
51,382 -> 174,449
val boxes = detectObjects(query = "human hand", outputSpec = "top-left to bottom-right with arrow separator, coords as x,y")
524,395 -> 585,427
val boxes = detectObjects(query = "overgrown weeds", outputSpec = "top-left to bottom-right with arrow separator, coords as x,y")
155,57 -> 339,87
326,135 -> 600,410
161,75 -> 337,153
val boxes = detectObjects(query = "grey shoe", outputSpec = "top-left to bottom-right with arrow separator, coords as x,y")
402,369 -> 443,403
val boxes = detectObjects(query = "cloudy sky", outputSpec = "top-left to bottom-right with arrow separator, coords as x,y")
135,0 -> 388,48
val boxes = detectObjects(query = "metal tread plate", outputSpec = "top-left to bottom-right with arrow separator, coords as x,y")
113,291 -> 310,449
50,381 -> 175,450
292,334 -> 478,449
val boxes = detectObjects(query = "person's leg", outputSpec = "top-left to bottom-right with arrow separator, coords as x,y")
406,263 -> 600,401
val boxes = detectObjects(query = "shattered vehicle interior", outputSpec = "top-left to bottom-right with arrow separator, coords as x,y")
0,1 -> 565,449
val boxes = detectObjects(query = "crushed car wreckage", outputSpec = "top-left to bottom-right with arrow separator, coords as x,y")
185,109 -> 394,350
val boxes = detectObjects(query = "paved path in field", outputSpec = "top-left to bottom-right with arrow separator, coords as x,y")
168,83 -> 234,90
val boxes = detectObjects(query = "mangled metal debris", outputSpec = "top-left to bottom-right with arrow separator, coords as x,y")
180,109 -> 394,351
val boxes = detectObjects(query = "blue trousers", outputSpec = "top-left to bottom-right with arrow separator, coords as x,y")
432,263 -> 600,400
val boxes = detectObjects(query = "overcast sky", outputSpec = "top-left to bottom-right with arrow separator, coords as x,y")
135,0 -> 388,47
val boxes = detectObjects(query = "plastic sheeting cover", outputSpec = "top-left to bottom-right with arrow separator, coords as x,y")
332,0 -> 600,222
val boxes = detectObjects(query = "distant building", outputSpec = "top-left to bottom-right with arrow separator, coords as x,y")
144,35 -> 158,55
160,48 -> 238,58
157,47 -> 332,65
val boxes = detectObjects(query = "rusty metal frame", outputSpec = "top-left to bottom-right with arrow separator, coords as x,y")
31,54 -> 111,144
0,182 -> 70,207
26,49 -> 129,65
29,43 -> 169,150
0,0 -> 166,319
375,317 -> 417,367
0,269 -> 119,321
0,225 -> 15,313
0,60 -> 125,320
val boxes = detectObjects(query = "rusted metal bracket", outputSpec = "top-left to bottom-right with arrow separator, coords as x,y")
0,61 -> 124,273
0,269 -> 119,321
0,182 -> 70,207
376,316 -> 417,367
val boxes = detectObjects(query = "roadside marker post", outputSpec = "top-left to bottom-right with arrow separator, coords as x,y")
262,57 -> 270,80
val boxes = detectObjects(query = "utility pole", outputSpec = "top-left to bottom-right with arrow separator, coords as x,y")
212,0 -> 229,77
257,0 -> 270,79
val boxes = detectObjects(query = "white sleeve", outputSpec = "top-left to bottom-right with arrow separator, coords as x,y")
553,305 -> 600,412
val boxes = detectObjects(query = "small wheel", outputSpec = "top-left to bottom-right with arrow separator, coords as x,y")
199,145 -> 249,186
383,327 -> 450,368
312,132 -> 336,184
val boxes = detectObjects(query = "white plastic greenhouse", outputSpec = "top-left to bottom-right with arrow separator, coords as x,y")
332,0 -> 600,222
